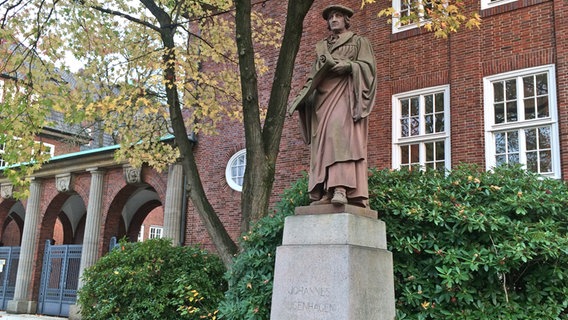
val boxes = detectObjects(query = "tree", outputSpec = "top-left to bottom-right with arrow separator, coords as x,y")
1,0 -> 480,268
0,0 -> 314,267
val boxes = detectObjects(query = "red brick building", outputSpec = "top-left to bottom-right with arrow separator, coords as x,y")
0,0 -> 567,317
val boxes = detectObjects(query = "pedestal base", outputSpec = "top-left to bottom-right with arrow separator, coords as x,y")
270,209 -> 395,320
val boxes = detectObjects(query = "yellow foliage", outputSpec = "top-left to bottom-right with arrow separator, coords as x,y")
362,0 -> 481,39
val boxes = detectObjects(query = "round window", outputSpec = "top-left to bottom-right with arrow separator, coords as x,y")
225,149 -> 246,191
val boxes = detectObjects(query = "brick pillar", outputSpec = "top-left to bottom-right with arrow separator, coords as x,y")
7,178 -> 42,314
163,163 -> 184,246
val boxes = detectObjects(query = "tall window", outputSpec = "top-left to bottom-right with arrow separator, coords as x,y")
225,149 -> 246,192
393,85 -> 451,171
484,65 -> 560,178
391,0 -> 433,33
149,226 -> 163,239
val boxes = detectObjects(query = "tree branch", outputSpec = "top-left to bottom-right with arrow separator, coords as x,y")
81,0 -> 161,32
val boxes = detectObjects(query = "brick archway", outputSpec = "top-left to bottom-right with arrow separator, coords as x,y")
1,213 -> 23,246
126,199 -> 162,242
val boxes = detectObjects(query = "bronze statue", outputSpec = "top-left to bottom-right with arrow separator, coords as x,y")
288,4 -> 377,208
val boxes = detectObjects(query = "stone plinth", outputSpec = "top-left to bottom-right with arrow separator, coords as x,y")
270,207 -> 395,320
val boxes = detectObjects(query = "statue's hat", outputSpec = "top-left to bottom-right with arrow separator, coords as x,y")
322,5 -> 354,20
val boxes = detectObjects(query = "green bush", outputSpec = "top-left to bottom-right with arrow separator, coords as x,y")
78,238 -> 226,320
219,165 -> 568,319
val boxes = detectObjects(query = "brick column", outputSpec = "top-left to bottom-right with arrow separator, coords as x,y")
163,163 -> 184,246
7,178 -> 42,314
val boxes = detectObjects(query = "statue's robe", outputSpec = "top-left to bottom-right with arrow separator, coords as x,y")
288,31 -> 377,201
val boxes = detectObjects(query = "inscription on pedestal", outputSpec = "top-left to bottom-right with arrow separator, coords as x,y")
287,286 -> 337,315
270,214 -> 396,320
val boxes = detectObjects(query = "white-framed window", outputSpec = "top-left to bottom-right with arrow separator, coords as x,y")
137,225 -> 145,242
392,85 -> 451,171
484,65 -> 560,178
35,141 -> 55,158
481,0 -> 517,10
0,141 -> 6,168
0,137 -> 55,168
149,226 -> 163,239
391,0 -> 434,33
225,149 -> 246,192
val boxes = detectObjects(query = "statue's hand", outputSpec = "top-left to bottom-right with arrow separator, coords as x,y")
331,61 -> 352,75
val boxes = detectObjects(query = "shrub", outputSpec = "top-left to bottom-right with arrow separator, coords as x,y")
219,165 -> 568,319
78,238 -> 226,320
369,164 -> 568,319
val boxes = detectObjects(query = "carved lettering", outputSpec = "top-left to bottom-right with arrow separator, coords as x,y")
290,301 -> 337,313
287,286 -> 331,297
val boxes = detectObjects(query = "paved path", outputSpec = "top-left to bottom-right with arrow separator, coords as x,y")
0,312 -> 66,319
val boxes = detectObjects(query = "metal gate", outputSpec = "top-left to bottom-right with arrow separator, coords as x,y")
38,240 -> 82,317
0,246 -> 20,310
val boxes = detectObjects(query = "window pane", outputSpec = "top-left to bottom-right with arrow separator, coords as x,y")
426,142 -> 433,161
523,76 -> 534,97
425,115 -> 433,134
505,79 -> 517,100
525,128 -> 537,151
435,114 -> 444,133
524,98 -> 535,120
540,150 -> 552,173
506,101 -> 517,122
493,82 -> 504,102
401,99 -> 409,117
508,131 -> 519,153
526,152 -> 538,172
495,132 -> 506,154
537,96 -> 549,118
401,119 -> 409,137
410,144 -> 419,164
536,73 -> 548,95
508,153 -> 519,164
425,94 -> 433,114
496,154 -> 506,165
411,97 -> 419,116
494,103 -> 505,124
436,141 -> 445,159
435,93 -> 444,112
539,127 -> 551,149
411,117 -> 419,136
401,145 -> 409,164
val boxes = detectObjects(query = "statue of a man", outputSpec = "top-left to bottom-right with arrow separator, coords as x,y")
288,4 -> 377,208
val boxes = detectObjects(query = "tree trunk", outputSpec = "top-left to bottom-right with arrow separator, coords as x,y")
236,0 -> 314,233
141,0 -> 239,267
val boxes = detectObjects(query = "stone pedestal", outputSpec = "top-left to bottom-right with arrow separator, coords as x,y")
270,205 -> 395,320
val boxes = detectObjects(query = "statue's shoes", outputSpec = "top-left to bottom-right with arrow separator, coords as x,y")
331,187 -> 347,205
310,194 -> 332,205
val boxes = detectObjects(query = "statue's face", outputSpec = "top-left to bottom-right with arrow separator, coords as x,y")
327,11 -> 347,34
